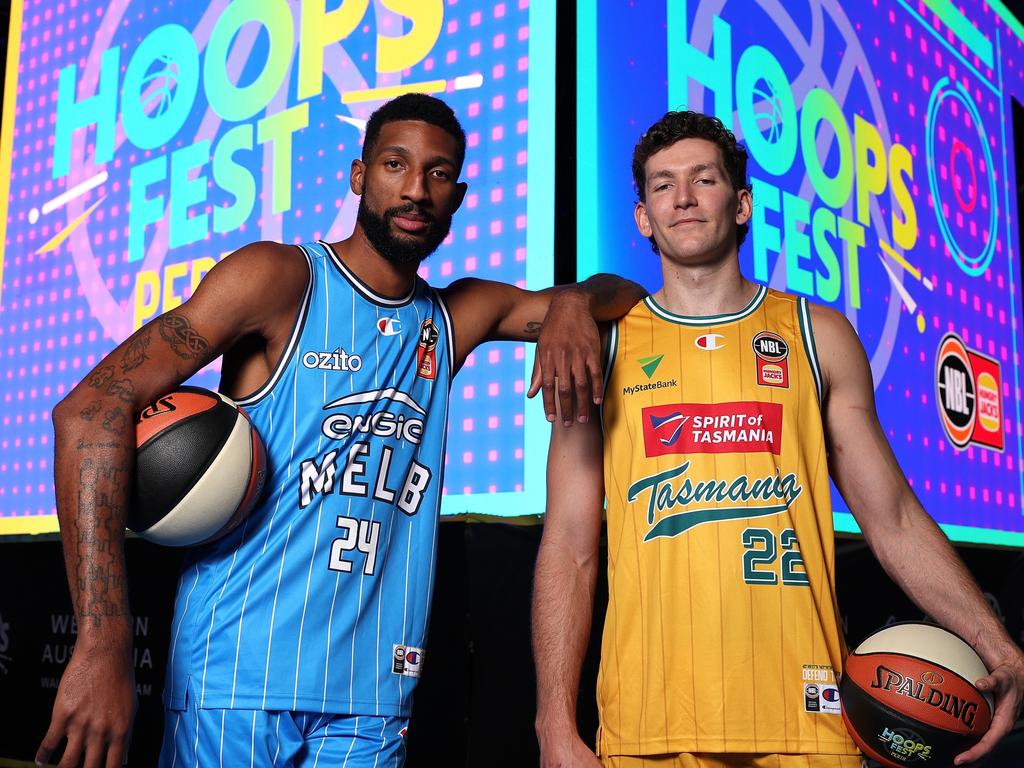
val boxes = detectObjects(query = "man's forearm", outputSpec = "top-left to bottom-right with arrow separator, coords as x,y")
53,395 -> 134,647
869,501 -> 1015,665
532,540 -> 598,736
564,273 -> 646,322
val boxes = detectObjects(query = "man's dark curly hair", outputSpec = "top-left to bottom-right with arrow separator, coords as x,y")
362,93 -> 467,173
632,110 -> 753,249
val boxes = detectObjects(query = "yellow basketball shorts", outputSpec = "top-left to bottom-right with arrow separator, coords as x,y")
601,754 -> 866,768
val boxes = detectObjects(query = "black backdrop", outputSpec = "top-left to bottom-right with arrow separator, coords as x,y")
1,525 -> 1023,765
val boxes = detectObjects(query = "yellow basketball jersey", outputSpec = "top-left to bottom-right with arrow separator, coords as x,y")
598,286 -> 859,757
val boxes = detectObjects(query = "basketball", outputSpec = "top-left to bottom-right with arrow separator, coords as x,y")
840,622 -> 993,767
127,386 -> 267,546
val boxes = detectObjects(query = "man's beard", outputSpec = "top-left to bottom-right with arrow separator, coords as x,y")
357,198 -> 452,266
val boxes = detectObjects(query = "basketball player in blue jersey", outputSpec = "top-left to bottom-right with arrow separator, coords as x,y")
38,94 -> 645,768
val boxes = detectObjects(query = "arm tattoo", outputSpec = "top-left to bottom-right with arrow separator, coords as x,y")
524,320 -> 543,336
85,365 -> 114,389
80,401 -> 102,421
159,313 -> 209,361
121,329 -> 152,372
101,406 -> 128,435
107,378 -> 135,403
76,460 -> 130,629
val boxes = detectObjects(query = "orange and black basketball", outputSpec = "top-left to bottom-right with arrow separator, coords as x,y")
840,622 -> 992,767
128,386 -> 266,546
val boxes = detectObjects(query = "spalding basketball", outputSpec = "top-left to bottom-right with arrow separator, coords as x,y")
840,622 -> 992,767
128,386 -> 267,546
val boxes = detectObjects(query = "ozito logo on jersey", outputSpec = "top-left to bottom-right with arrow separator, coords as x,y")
752,331 -> 790,388
935,332 -> 1003,451
641,401 -> 783,457
417,319 -> 439,380
302,347 -> 363,372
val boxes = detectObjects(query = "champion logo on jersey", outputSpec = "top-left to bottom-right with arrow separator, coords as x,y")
695,333 -> 725,350
377,316 -> 402,336
393,644 -> 426,678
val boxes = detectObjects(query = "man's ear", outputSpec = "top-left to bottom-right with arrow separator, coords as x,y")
350,159 -> 366,195
634,200 -> 652,238
451,181 -> 468,214
736,188 -> 752,227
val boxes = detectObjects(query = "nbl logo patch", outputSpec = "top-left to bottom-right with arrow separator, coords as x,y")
935,332 -> 1003,451
752,331 -> 790,388
416,319 -> 439,380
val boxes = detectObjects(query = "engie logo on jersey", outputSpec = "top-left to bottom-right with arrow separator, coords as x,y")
417,319 -> 439,380
393,644 -> 425,678
752,331 -> 790,388
320,388 -> 425,443
641,401 -> 783,457
935,332 -> 1003,451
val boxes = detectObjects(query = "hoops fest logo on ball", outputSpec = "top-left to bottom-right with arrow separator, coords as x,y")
935,333 -> 1003,451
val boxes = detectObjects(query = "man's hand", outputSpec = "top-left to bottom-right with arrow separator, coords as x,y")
954,652 -> 1024,765
538,731 -> 603,768
528,290 -> 604,425
37,641 -> 136,768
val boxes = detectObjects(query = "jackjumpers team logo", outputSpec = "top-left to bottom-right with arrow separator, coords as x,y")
935,332 -> 1002,451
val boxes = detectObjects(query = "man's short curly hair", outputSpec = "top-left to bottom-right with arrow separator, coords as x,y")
362,93 -> 467,173
632,110 -> 753,248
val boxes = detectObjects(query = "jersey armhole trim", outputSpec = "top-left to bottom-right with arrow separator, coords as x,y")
432,286 -> 456,387
235,245 -> 314,407
601,321 -> 619,433
798,296 -> 824,406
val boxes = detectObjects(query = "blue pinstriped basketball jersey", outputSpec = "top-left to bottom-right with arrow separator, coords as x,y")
164,241 -> 453,717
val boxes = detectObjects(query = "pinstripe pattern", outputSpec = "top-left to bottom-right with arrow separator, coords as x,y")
598,289 -> 859,757
159,706 -> 408,767
163,242 -> 452,720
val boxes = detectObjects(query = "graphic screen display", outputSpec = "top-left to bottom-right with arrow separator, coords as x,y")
0,1 -> 556,534
578,0 -> 1024,546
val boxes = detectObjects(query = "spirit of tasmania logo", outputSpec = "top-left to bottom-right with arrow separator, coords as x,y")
642,401 -> 783,458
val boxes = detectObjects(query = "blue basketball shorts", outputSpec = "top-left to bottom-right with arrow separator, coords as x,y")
159,705 -> 408,768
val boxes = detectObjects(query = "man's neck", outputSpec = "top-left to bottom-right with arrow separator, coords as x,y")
330,227 -> 420,299
653,256 -> 757,317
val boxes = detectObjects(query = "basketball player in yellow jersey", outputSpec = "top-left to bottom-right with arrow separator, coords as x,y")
532,111 -> 1024,768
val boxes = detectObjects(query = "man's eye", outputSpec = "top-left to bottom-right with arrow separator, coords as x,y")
432,169 -> 450,180
385,159 -> 402,169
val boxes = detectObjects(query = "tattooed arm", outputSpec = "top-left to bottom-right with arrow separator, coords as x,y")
439,274 -> 645,423
37,242 -> 309,768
